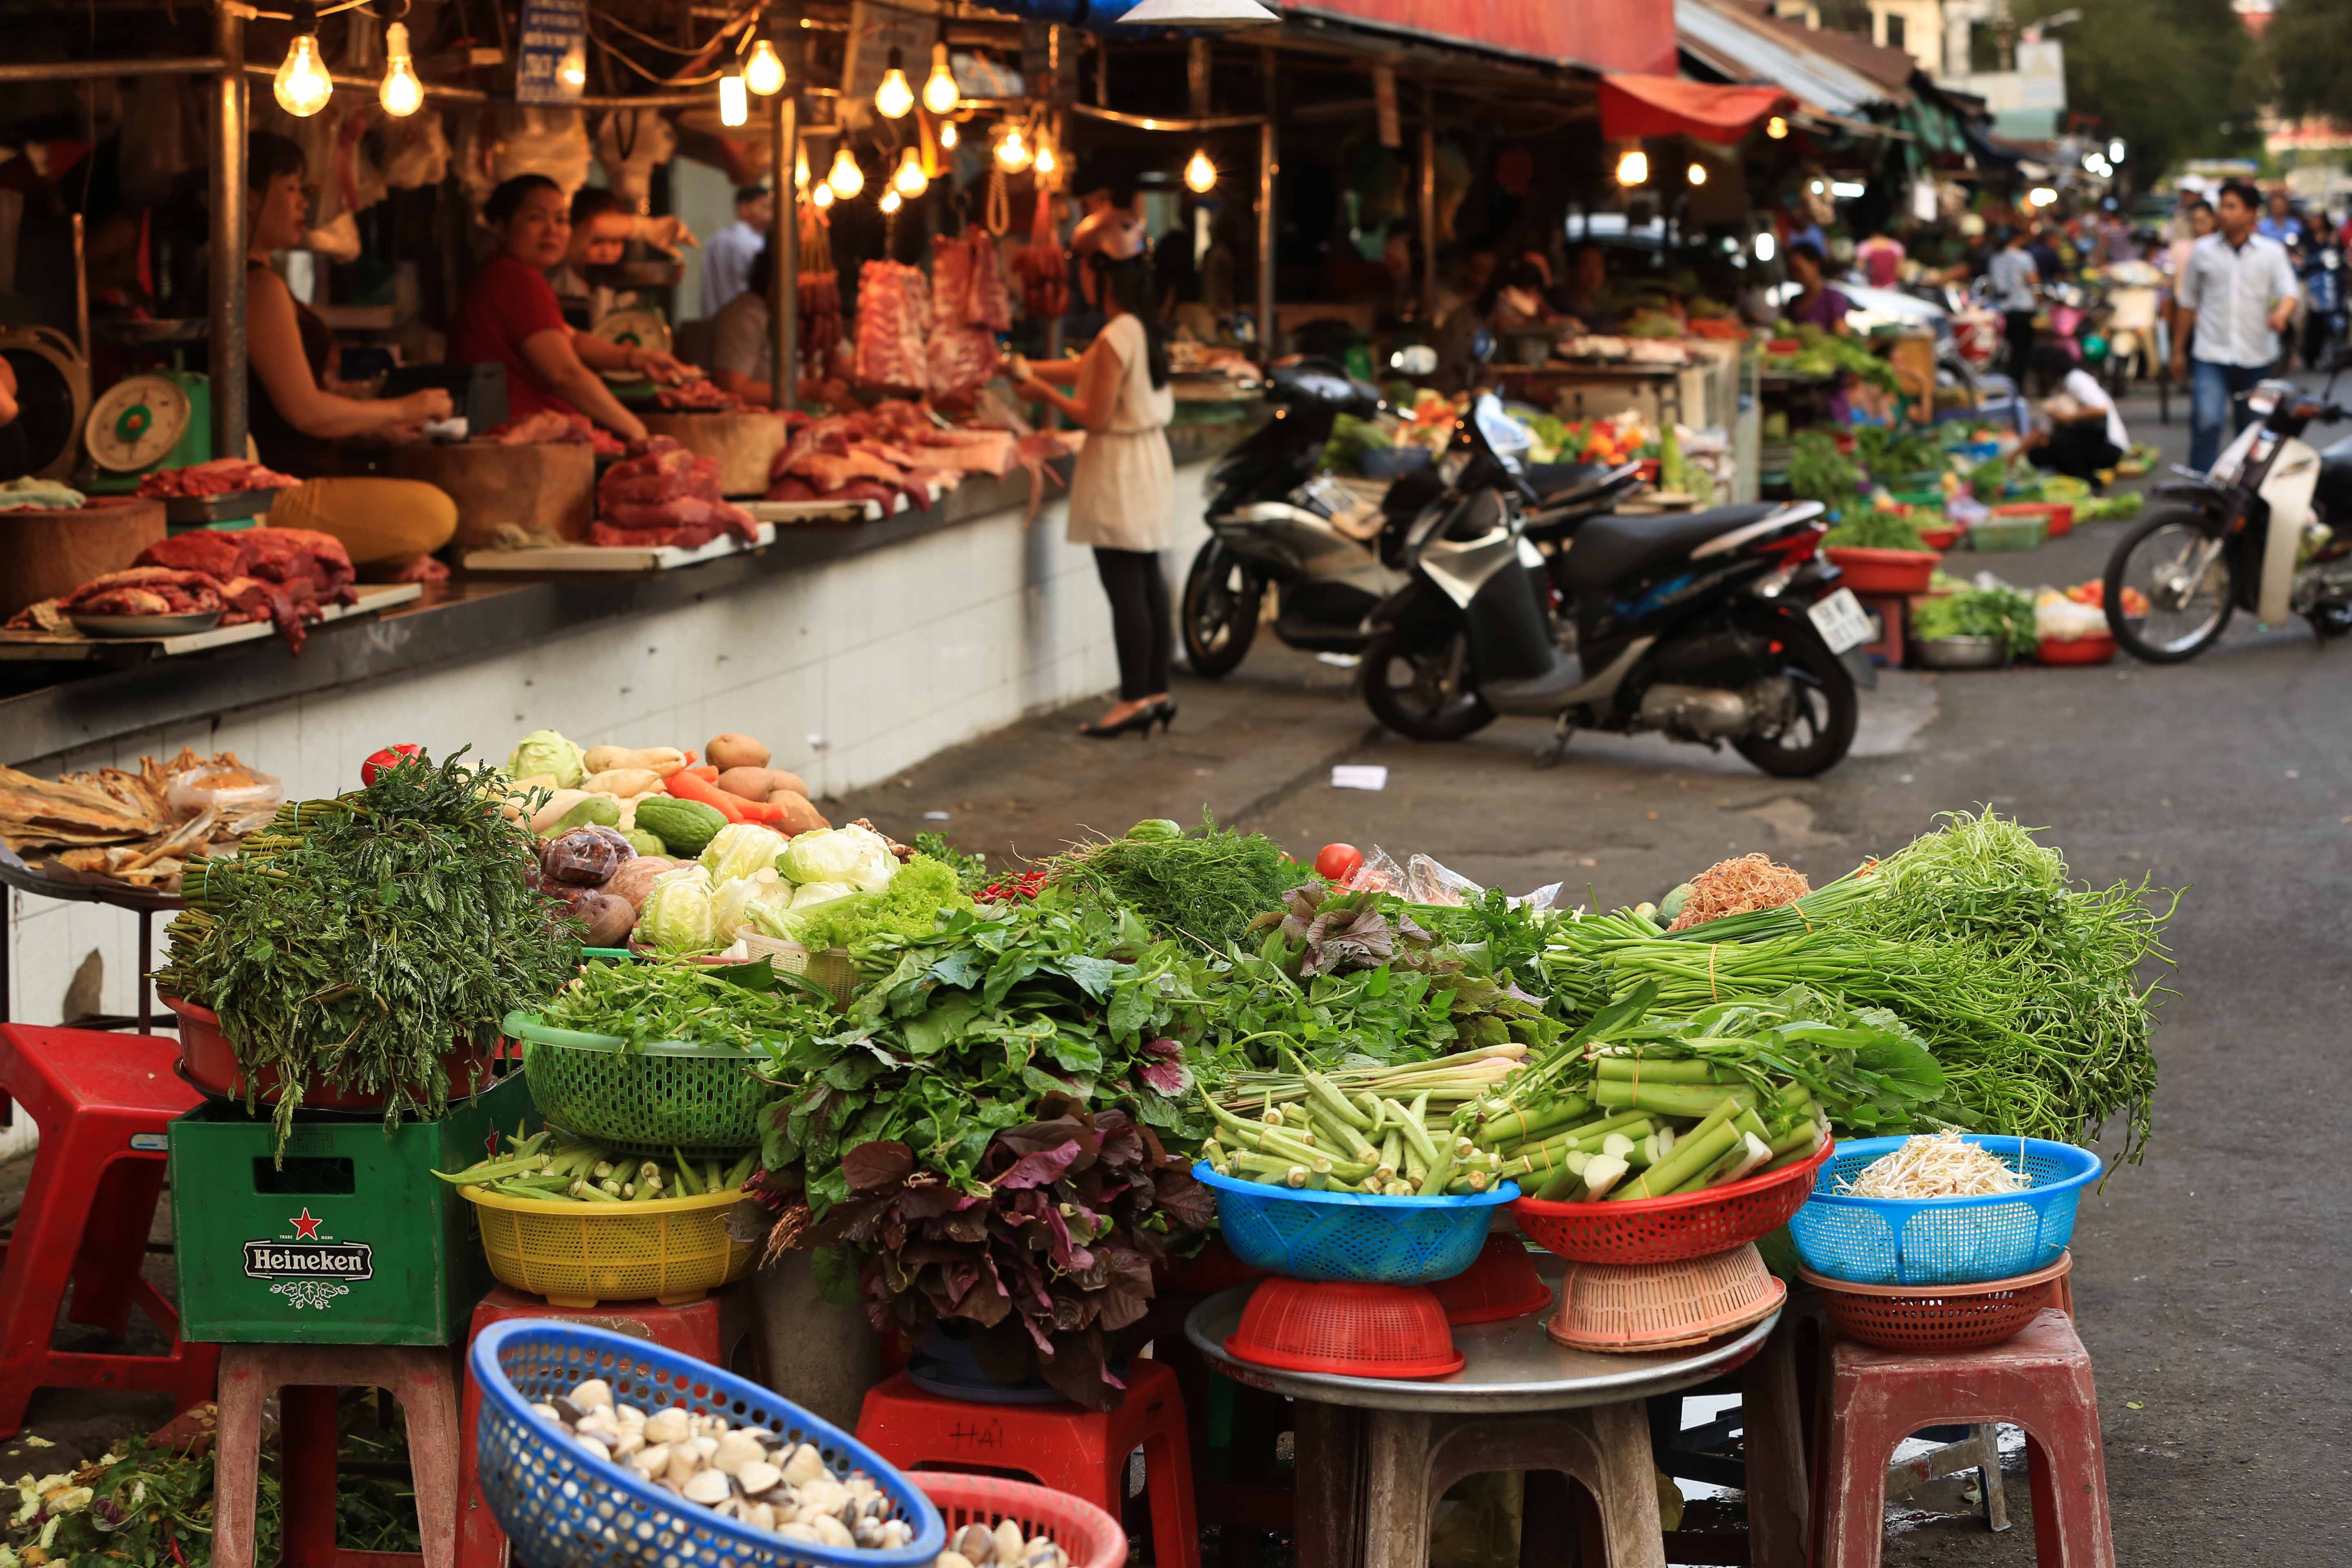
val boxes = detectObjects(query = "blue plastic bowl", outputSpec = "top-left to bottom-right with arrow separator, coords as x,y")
469,1320 -> 944,1568
1195,1162 -> 1518,1285
1788,1134 -> 2101,1287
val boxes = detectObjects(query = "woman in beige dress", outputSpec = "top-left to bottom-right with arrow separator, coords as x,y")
1013,209 -> 1179,738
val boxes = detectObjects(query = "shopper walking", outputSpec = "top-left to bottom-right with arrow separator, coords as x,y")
2174,180 -> 2301,472
1012,210 -> 1179,739
1988,225 -> 2041,382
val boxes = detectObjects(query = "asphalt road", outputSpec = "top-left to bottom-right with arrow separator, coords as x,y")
834,378 -> 2352,1564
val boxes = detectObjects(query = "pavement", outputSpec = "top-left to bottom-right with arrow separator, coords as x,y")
828,378 -> 2352,1565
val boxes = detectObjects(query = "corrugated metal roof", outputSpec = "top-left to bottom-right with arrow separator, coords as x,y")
1675,0 -> 1890,118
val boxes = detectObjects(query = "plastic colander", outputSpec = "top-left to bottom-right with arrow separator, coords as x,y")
1224,1278 -> 1463,1379
1788,1134 -> 2099,1286
1512,1139 -> 1832,1266
1428,1232 -> 1552,1325
1801,1252 -> 2073,1352
469,1319 -> 943,1568
505,1010 -> 772,1156
1194,1163 -> 1518,1285
910,1472 -> 1127,1568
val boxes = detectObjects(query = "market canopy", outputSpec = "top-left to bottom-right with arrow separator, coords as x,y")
1283,0 -> 1677,74
1600,73 -> 1795,143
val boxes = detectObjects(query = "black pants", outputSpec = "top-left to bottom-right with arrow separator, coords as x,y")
1094,548 -> 1172,702
2003,311 -> 2037,382
2029,423 -> 2122,481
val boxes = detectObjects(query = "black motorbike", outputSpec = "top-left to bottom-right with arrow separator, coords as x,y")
1180,362 -> 1644,677
1359,395 -> 1868,777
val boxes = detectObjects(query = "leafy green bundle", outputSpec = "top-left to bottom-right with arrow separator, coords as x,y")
539,957 -> 834,1054
1044,813 -> 1311,951
1822,510 -> 1929,551
162,751 -> 579,1149
1913,586 -> 2037,653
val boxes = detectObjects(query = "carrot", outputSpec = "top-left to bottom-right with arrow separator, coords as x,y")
731,798 -> 786,824
682,764 -> 719,782
666,768 -> 745,822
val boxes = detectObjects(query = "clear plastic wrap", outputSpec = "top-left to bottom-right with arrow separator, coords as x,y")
166,765 -> 283,820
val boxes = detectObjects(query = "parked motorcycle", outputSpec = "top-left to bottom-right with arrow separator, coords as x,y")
1358,394 -> 1867,777
2102,358 -> 2352,661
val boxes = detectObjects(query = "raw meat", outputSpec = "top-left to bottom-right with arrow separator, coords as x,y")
921,430 -> 1018,477
492,410 -> 601,445
655,380 -> 740,412
129,525 -> 359,653
853,261 -> 931,391
135,458 -> 300,498
585,497 -> 757,551
932,231 -> 1011,332
138,530 -> 247,578
764,475 -> 818,503
925,324 -> 999,403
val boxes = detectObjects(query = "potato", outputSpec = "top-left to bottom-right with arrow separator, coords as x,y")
705,733 -> 771,772
767,791 -> 831,835
713,766 -> 809,803
604,857 -> 679,911
582,767 -> 662,797
581,746 -> 688,778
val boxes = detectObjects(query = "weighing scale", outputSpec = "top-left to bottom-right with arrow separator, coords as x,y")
591,307 -> 671,383
83,370 -> 213,492
0,326 -> 91,482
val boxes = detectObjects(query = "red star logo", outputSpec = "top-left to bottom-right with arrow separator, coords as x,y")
290,1209 -> 323,1241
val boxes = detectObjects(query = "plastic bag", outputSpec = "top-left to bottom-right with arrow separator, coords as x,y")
2034,590 -> 2107,642
167,766 -> 282,820
1405,853 -> 1483,906
543,827 -> 625,886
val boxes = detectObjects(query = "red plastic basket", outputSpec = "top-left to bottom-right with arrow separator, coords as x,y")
1801,1252 -> 2072,1353
1824,547 -> 1938,595
910,1472 -> 1127,1568
1511,1138 -> 1834,1266
163,994 -> 501,1110
1428,1232 -> 1552,1325
1917,523 -> 1964,550
2035,634 -> 2114,666
1224,1278 -> 1463,1379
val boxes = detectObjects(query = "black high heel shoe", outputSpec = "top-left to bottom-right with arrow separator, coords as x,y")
1152,697 -> 1179,734
1078,704 -> 1160,739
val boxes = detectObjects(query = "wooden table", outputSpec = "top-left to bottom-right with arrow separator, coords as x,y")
1185,1261 -> 1780,1568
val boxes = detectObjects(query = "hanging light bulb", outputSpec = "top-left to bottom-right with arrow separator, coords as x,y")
719,71 -> 748,128
1615,147 -> 1649,187
996,124 -> 1029,171
378,21 -> 423,116
812,182 -> 835,210
274,4 -> 333,118
938,120 -> 958,150
894,147 -> 929,197
922,41 -> 959,115
874,48 -> 914,119
827,145 -> 864,198
746,38 -> 786,97
1686,162 -> 1707,187
1184,148 -> 1216,194
795,145 -> 812,190
1033,134 -> 1057,178
880,187 -> 902,215
1766,116 -> 1789,140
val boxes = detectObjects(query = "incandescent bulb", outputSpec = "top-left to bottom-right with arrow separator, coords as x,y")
379,22 -> 423,116
746,39 -> 785,96
1184,148 -> 1216,193
274,31 -> 334,118
795,145 -> 811,188
827,145 -> 864,198
719,72 -> 748,128
875,49 -> 914,118
812,182 -> 835,210
894,147 -> 929,197
1034,139 -> 1057,177
996,126 -> 1029,170
1686,162 -> 1706,187
938,120 -> 958,149
923,43 -> 959,115
880,187 -> 902,215
1615,148 -> 1648,186
559,42 -> 586,88
1765,116 -> 1788,140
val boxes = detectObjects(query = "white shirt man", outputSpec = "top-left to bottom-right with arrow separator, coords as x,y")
2178,227 -> 2300,369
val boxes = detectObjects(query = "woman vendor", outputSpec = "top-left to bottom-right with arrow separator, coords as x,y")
1783,240 -> 1853,334
451,175 -> 697,446
242,132 -> 460,566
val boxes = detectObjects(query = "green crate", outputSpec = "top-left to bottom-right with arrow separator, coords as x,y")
169,1072 -> 536,1345
1969,517 -> 2047,552
506,1011 -> 765,1157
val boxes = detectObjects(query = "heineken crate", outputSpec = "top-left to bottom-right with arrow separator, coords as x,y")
169,1071 -> 537,1346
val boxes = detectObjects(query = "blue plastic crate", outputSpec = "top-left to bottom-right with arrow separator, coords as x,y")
1194,1163 -> 1517,1285
469,1320 -> 944,1568
1788,1135 -> 2100,1286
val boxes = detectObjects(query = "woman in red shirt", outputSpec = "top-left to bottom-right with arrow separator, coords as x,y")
453,175 -> 696,443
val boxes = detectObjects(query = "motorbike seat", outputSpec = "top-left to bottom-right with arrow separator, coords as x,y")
1557,504 -> 1784,591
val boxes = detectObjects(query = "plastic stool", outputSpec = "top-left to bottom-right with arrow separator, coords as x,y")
0,1024 -> 216,1437
213,1341 -> 460,1568
1815,1308 -> 2113,1568
856,1359 -> 1200,1568
457,1284 -> 759,1568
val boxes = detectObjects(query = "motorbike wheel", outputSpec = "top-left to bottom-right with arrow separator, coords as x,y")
1732,636 -> 1858,778
2104,508 -> 2236,663
1361,626 -> 1495,741
1180,541 -> 1263,679
2306,601 -> 2352,639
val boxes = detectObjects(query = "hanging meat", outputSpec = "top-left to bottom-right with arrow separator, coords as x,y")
853,261 -> 932,392
797,201 -> 843,385
926,231 -> 1008,403
1010,190 -> 1067,323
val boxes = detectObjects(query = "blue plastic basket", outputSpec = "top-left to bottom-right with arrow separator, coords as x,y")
1194,1162 -> 1518,1285
468,1320 -> 945,1568
1788,1135 -> 2101,1287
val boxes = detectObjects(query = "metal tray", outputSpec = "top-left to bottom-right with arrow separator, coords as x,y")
68,609 -> 224,637
161,488 -> 287,524
1914,635 -> 2009,670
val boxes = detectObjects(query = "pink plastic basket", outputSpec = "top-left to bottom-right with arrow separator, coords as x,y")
909,1472 -> 1128,1568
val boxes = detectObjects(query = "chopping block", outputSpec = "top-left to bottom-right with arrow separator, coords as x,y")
0,498 -> 167,619
639,410 -> 788,497
376,440 -> 595,548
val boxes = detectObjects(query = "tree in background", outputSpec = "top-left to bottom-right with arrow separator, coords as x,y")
2265,0 -> 2352,124
2013,0 -> 2262,184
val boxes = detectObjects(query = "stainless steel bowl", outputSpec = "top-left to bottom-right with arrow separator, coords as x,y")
1913,635 -> 2009,670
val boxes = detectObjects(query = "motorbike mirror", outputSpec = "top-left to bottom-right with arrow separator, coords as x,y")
1390,345 -> 1439,376
1471,393 -> 1535,462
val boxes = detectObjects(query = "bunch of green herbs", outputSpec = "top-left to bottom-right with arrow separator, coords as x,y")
538,956 -> 836,1053
1822,509 -> 1929,551
1044,812 -> 1312,951
1913,585 -> 2037,653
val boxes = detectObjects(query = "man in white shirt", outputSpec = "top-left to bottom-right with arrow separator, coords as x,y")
700,185 -> 773,314
2174,180 -> 2300,471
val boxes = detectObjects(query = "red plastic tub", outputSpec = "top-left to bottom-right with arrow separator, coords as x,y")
1916,523 -> 1964,550
163,994 -> 501,1109
2035,634 -> 2115,666
1994,501 -> 2074,538
1512,1138 -> 1834,1267
1825,546 -> 1939,595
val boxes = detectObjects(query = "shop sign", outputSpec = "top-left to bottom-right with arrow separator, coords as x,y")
516,0 -> 588,106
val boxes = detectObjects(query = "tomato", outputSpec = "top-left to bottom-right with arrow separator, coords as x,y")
361,743 -> 423,785
1314,843 -> 1365,884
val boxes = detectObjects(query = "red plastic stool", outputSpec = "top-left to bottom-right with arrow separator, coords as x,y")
855,1359 -> 1200,1568
1814,1308 -> 2114,1568
457,1285 -> 760,1568
213,1341 -> 460,1568
0,1024 -> 216,1437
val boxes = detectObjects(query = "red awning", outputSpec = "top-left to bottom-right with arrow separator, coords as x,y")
1288,1 -> 1676,76
1600,74 -> 1796,143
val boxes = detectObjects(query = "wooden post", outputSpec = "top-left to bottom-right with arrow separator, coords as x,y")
769,29 -> 800,408
207,0 -> 247,459
1257,47 -> 1277,364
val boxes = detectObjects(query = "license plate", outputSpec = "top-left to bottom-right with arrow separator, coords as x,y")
1809,588 -> 1874,654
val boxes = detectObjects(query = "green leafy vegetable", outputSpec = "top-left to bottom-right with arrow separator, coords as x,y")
1044,811 -> 1311,951
1822,510 -> 1929,551
1913,586 -> 2037,652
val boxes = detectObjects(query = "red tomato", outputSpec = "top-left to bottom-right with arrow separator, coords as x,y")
1315,843 -> 1365,883
361,744 -> 423,785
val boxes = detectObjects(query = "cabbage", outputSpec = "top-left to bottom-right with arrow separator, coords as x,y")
507,729 -> 585,789
651,863 -> 711,892
701,822 -> 788,885
637,875 -> 717,954
713,871 -> 790,937
778,826 -> 897,892
788,879 -> 857,909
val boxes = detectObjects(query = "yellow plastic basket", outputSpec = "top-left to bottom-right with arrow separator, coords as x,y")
460,1184 -> 762,1308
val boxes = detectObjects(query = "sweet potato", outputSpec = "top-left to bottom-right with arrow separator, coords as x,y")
713,766 -> 809,802
767,790 -> 831,835
581,767 -> 662,797
581,745 -> 688,778
603,856 -> 679,911
704,733 -> 771,771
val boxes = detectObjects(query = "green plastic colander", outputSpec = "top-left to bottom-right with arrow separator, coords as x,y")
502,1011 -> 771,1156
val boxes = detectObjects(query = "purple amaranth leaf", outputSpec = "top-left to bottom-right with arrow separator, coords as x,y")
992,1138 -> 1082,1190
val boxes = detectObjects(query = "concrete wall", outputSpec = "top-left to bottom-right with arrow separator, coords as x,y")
2,469 -> 1215,1155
